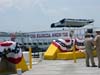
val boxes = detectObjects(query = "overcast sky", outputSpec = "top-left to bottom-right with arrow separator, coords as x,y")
0,0 -> 100,32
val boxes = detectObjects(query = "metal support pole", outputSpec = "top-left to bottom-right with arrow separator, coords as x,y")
29,47 -> 32,69
73,44 -> 77,63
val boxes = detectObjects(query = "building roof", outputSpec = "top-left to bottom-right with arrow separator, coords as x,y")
51,18 -> 94,28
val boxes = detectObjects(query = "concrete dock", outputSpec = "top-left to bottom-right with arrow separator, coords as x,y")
12,57 -> 100,75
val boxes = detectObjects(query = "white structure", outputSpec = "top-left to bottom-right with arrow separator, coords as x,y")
0,18 -> 96,51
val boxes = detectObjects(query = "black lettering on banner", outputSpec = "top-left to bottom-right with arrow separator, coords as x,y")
32,34 -> 36,38
52,33 -> 61,37
37,34 -> 51,38
62,32 -> 68,36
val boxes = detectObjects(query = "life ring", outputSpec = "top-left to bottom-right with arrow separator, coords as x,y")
0,41 -> 22,64
52,38 -> 73,52
75,37 -> 85,50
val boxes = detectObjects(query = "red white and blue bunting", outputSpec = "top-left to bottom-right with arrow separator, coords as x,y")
0,41 -> 22,64
52,38 -> 73,52
75,37 -> 85,50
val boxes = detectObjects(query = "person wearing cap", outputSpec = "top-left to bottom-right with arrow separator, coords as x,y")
84,33 -> 97,67
94,31 -> 100,68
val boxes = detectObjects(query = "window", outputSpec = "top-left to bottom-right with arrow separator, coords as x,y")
44,42 -> 48,45
38,42 -> 42,45
28,43 -> 32,45
33,43 -> 37,45
24,43 -> 27,45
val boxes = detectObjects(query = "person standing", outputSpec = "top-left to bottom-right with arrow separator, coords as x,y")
94,31 -> 100,68
84,33 -> 97,67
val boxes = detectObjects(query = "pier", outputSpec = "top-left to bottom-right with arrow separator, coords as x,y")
11,57 -> 100,75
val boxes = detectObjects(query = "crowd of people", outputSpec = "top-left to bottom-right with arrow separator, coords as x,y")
84,31 -> 100,68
